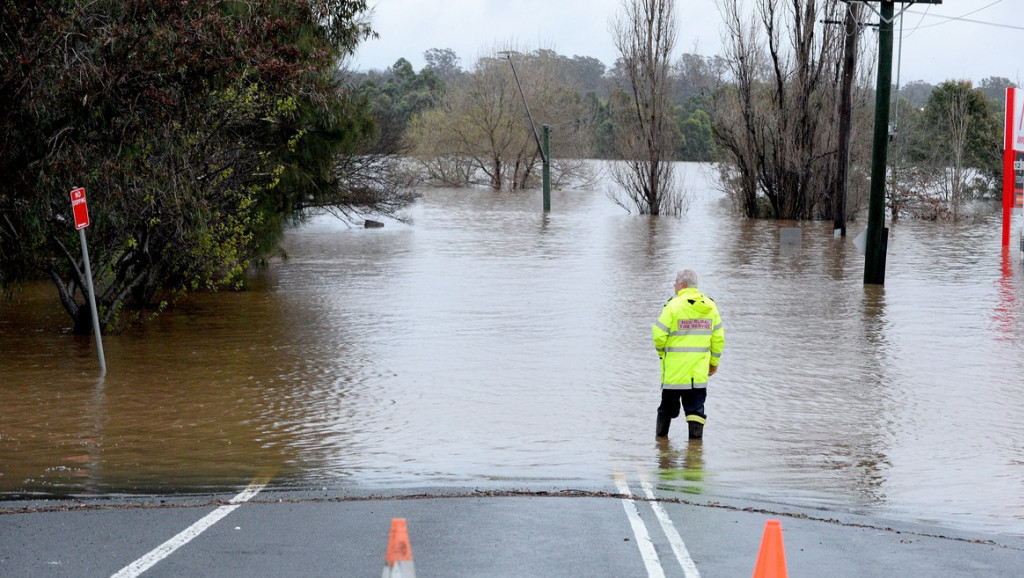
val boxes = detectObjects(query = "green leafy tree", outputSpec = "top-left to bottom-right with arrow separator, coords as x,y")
977,76 -> 1016,107
356,57 -> 445,157
902,80 -> 1001,219
587,92 -> 618,159
677,96 -> 714,161
0,0 -> 401,334
569,56 -> 609,97
423,48 -> 466,88
898,80 -> 935,109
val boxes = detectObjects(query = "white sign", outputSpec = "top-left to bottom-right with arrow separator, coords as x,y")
1011,87 -> 1024,153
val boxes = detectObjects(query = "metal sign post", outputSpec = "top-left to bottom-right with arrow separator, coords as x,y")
70,187 -> 106,376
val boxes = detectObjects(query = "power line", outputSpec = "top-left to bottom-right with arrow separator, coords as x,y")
901,3 -> 930,37
908,14 -> 1024,32
904,0 -> 1024,32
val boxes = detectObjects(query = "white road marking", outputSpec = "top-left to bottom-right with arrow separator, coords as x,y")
639,476 -> 701,578
615,476 -> 667,578
110,478 -> 268,578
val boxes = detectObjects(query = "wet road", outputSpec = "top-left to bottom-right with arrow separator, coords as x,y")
3,480 -> 1024,578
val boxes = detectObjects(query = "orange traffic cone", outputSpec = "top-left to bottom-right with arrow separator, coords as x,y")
751,519 -> 788,578
382,518 -> 417,578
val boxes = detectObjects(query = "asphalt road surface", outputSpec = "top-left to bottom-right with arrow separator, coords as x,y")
3,474 -> 1024,578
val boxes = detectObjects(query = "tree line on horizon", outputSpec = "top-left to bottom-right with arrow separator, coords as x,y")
353,46 -> 1014,220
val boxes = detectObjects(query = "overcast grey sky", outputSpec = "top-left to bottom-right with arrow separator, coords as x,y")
352,0 -> 1023,85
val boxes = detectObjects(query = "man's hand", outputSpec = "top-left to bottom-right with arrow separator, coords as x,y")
708,364 -> 718,376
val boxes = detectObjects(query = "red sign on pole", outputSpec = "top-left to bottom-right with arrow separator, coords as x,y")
70,187 -> 89,230
1002,88 -> 1022,247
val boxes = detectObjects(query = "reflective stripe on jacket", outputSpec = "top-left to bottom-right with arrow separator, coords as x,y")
652,287 -> 724,390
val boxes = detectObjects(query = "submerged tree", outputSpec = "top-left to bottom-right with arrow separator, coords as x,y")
408,47 -> 594,191
712,0 -> 871,220
608,0 -> 683,215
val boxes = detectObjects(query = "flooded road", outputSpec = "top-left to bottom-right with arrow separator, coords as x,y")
2,164 -> 1024,536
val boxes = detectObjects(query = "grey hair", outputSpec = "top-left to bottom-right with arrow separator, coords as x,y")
675,269 -> 699,288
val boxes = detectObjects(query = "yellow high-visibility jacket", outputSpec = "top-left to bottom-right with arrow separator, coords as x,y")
652,287 -> 725,390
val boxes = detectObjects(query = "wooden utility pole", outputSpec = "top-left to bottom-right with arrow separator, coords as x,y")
834,2 -> 861,237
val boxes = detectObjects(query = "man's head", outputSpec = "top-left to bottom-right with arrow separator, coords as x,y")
674,269 -> 699,292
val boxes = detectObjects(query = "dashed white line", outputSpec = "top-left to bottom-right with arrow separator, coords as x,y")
615,476 -> 667,578
110,478 -> 268,578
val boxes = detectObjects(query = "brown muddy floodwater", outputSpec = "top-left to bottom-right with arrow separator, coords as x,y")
2,163 -> 1024,536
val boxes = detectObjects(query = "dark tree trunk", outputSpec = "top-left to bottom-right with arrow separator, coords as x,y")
72,306 -> 93,336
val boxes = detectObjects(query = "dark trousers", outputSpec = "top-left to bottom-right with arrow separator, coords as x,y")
657,388 -> 707,423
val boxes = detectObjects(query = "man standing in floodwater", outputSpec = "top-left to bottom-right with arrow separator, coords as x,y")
652,269 -> 725,440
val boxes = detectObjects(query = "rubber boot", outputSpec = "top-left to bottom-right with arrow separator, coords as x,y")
656,415 -> 671,438
687,421 -> 704,440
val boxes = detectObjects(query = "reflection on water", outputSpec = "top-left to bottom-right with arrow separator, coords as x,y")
2,163 -> 1024,536
656,438 -> 704,495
